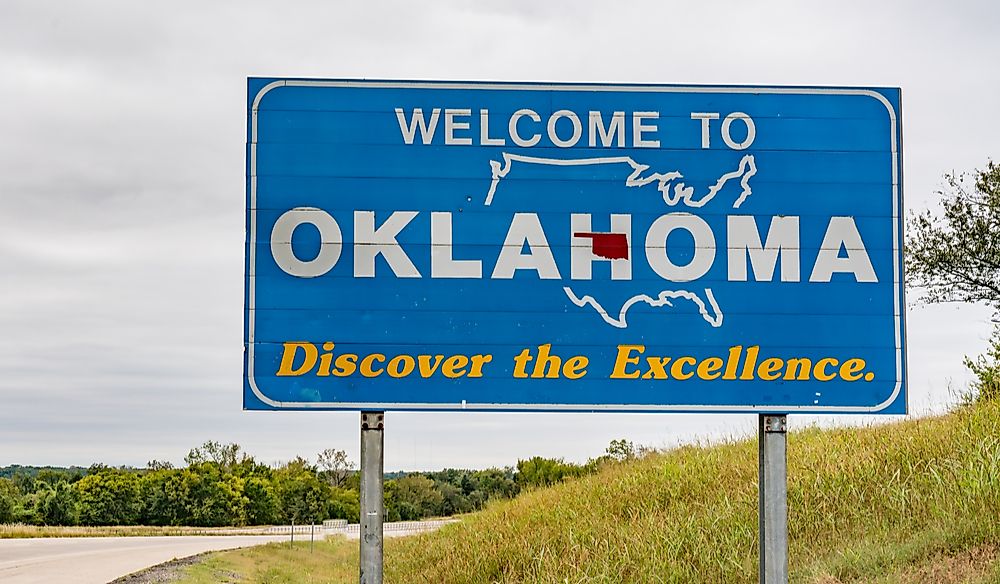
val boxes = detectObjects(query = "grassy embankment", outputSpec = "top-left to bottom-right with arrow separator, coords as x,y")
181,401 -> 1000,583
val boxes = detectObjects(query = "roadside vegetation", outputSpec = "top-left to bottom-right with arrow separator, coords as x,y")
0,440 -> 634,531
178,539 -> 358,584
0,445 -> 363,529
178,398 -> 1000,583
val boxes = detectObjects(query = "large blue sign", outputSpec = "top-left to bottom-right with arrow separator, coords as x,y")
245,79 -> 905,414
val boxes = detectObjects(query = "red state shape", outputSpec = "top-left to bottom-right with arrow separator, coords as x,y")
574,232 -> 629,260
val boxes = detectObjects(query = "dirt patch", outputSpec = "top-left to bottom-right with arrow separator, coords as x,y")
894,545 -> 998,584
811,544 -> 999,584
108,552 -> 229,584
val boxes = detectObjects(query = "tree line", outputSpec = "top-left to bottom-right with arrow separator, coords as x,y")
0,439 -> 642,527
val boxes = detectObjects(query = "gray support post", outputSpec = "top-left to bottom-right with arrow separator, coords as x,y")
759,414 -> 788,584
360,411 -> 385,584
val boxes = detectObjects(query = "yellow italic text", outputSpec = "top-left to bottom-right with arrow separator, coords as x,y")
609,344 -> 875,382
275,342 -> 493,379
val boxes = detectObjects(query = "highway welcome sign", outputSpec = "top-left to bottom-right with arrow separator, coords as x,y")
245,79 -> 905,414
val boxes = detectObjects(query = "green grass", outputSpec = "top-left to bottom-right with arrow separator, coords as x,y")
181,401 -> 1000,583
180,539 -> 357,583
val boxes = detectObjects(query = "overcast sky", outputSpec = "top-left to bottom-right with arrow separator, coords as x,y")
1,0 -> 997,471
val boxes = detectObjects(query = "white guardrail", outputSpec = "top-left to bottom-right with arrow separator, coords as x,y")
265,519 -> 458,538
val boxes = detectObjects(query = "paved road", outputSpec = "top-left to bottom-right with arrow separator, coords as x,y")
0,535 -> 288,584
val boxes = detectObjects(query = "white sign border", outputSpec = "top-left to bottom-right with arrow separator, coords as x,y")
245,79 -> 905,413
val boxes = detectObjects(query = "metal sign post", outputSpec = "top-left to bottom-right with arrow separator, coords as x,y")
759,414 -> 788,584
359,411 -> 385,584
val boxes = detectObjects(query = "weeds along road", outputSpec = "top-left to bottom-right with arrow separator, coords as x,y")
0,535 -> 288,583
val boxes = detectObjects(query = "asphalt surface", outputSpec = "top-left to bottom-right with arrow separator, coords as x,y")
0,535 -> 287,584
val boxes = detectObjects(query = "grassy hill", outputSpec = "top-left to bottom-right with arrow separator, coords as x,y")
184,401 -> 1000,583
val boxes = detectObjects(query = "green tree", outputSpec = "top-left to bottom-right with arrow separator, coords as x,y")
185,441 -> 247,473
907,162 -> 1000,308
908,162 -> 1000,402
0,478 -> 19,523
272,457 -> 330,524
243,475 -> 280,525
182,463 -> 247,527
316,448 -> 355,488
389,475 -> 443,519
35,481 -> 79,525
516,457 -> 588,489
75,469 -> 142,525
963,323 -> 1000,403
139,469 -> 190,526
34,469 -> 63,487
435,481 -> 471,516
326,487 -> 360,521
605,439 -> 638,462
11,472 -> 35,496
477,468 -> 518,499
146,460 -> 174,471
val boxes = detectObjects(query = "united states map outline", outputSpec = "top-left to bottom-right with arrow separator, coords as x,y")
482,153 -> 759,329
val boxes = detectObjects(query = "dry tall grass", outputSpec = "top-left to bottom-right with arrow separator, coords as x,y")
380,402 -> 1000,583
